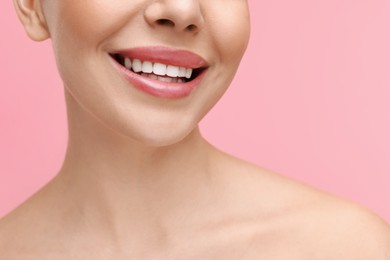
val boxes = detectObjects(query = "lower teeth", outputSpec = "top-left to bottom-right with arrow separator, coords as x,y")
140,72 -> 184,83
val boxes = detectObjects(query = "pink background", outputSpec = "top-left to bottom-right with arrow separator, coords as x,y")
1,0 -> 389,222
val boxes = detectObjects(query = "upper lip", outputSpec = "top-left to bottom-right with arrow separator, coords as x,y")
109,46 -> 209,69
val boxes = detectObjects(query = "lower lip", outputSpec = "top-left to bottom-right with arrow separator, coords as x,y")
109,56 -> 207,99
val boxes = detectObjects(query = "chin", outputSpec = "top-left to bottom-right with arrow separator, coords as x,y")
140,135 -> 189,147
131,128 -> 196,148
112,118 -> 199,148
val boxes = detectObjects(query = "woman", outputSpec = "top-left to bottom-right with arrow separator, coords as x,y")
1,0 -> 389,258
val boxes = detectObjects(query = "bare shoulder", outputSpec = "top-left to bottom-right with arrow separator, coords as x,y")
215,152 -> 390,258
0,202 -> 39,257
0,210 -> 24,257
0,189 -> 64,258
252,166 -> 390,258
309,200 -> 390,259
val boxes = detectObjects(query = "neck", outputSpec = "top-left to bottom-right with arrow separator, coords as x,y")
49,90 -> 224,244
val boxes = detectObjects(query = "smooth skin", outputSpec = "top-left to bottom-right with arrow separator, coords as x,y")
1,0 -> 390,259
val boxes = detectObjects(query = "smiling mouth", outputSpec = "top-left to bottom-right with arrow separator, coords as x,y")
109,53 -> 205,83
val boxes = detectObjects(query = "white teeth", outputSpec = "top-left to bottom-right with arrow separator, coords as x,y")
125,58 -> 132,69
142,73 -> 158,80
148,74 -> 158,80
132,59 -> 142,73
178,67 -> 187,77
166,65 -> 180,77
119,56 -> 198,81
185,68 -> 193,79
158,76 -> 173,83
142,61 -> 153,73
153,63 -> 167,76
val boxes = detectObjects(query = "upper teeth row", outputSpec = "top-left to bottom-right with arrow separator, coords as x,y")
124,57 -> 193,79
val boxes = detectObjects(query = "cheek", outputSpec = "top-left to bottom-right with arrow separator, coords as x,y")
44,1 -> 128,116
47,0 -> 144,51
55,2 -> 118,46
47,1 -> 140,93
209,4 -> 250,64
192,5 -> 250,121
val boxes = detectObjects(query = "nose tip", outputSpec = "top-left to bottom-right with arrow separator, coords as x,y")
144,1 -> 204,33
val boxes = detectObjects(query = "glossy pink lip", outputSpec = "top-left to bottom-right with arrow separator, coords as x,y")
114,46 -> 208,68
109,46 -> 209,99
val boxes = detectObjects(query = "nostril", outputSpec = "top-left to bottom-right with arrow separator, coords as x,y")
186,24 -> 198,32
156,19 -> 175,27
